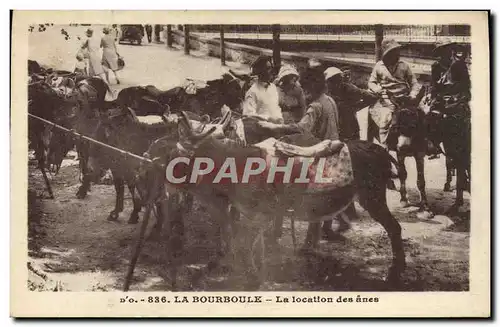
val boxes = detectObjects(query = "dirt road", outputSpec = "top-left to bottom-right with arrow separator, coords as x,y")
27,25 -> 470,292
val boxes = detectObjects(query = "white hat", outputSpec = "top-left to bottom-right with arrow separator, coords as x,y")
324,67 -> 342,81
277,64 -> 299,82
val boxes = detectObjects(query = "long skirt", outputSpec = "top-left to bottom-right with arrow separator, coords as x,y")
102,48 -> 119,71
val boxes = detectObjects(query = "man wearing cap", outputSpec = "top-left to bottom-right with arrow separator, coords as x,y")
325,66 -> 378,142
242,55 -> 284,124
367,39 -> 420,149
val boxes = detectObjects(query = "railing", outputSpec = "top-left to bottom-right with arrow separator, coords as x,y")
188,24 -> 471,44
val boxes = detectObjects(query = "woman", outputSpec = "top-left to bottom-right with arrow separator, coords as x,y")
101,27 -> 122,85
80,28 -> 105,81
275,64 -> 306,123
242,55 -> 283,124
258,67 -> 339,141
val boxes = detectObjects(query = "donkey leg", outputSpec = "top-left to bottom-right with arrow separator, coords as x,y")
397,152 -> 409,207
127,183 -> 142,224
39,164 -> 54,199
166,192 -> 186,291
108,176 -> 124,221
301,222 -> 322,253
444,156 -> 453,192
76,148 -> 91,199
449,164 -> 466,214
415,153 -> 432,214
362,191 -> 405,288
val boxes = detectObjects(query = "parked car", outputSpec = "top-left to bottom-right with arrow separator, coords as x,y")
119,25 -> 144,45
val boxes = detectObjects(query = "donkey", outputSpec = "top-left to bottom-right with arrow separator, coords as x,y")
370,88 -> 433,215
425,99 -> 471,213
151,111 -> 406,290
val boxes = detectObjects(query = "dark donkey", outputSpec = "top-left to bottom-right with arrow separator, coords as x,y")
150,111 -> 406,290
85,107 -> 207,231
116,72 -> 248,118
372,87 -> 433,215
426,97 -> 471,213
85,106 -> 175,227
28,80 -> 81,198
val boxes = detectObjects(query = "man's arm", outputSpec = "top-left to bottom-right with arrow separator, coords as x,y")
257,105 -> 319,135
367,62 -> 382,94
405,64 -> 420,98
344,83 -> 378,110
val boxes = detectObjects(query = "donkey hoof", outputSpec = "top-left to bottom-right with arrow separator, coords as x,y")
443,184 -> 452,192
385,267 -> 403,289
107,212 -> 119,221
75,189 -> 87,199
128,215 -> 139,224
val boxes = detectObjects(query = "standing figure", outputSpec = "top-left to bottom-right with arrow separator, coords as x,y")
74,52 -> 88,77
275,64 -> 306,123
367,39 -> 420,150
154,24 -> 162,43
80,28 -> 106,82
428,39 -> 471,203
320,66 -> 379,239
111,24 -> 120,41
242,55 -> 284,124
325,66 -> 378,142
256,67 -> 342,245
101,27 -> 122,85
145,24 -> 153,43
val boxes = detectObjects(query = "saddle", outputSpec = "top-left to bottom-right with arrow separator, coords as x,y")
252,137 -> 354,193
253,137 -> 345,159
274,139 -> 345,158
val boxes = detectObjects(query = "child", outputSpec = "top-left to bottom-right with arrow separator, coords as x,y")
74,52 -> 87,77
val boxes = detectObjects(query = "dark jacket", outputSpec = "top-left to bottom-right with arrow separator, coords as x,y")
431,59 -> 471,105
328,82 -> 378,141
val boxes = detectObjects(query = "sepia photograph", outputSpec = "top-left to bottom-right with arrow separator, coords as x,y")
10,10 -> 490,318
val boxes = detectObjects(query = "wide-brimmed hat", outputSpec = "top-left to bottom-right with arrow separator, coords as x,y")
433,38 -> 459,55
102,26 -> 111,34
324,66 -> 343,81
277,64 -> 299,82
381,39 -> 402,59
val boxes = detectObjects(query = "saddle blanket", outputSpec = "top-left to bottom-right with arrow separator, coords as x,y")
254,137 -> 354,194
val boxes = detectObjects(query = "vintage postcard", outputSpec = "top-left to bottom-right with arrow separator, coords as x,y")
11,10 -> 490,317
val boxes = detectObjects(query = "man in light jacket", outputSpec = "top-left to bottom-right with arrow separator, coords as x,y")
368,39 -> 420,149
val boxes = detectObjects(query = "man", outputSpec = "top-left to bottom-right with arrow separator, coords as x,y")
429,38 -> 471,187
145,25 -> 153,43
154,25 -> 162,43
242,55 -> 284,124
367,39 -> 420,150
325,66 -> 378,142
257,67 -> 341,243
319,66 -> 379,239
